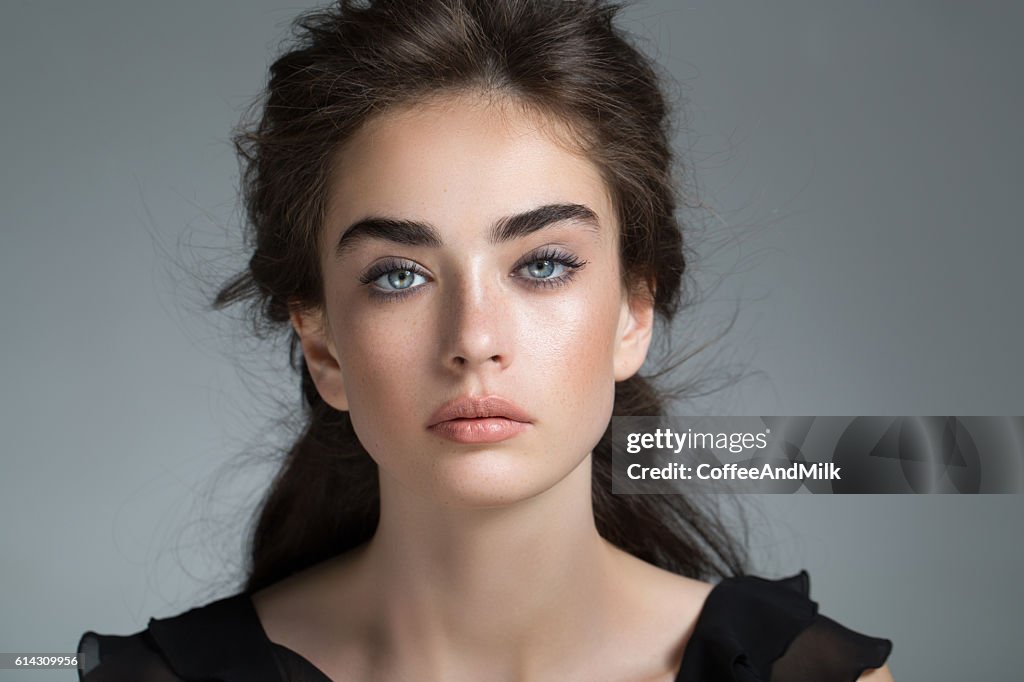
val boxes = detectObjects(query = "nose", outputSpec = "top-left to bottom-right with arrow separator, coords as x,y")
440,271 -> 512,373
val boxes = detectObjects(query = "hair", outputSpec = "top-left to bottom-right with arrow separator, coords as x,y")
215,0 -> 749,593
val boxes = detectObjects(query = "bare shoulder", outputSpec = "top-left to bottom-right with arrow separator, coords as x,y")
606,542 -> 716,623
857,663 -> 895,681
601,543 -> 716,680
249,561 -> 327,637
249,548 -> 369,655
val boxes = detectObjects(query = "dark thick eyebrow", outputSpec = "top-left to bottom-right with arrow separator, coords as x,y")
333,203 -> 599,260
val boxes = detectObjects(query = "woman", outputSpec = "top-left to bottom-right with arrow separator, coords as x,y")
78,1 -> 893,680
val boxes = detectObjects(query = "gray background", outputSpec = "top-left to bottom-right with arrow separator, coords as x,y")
2,1 -> 1021,679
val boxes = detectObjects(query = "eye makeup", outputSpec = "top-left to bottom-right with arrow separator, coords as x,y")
509,246 -> 589,290
356,246 -> 590,302
357,257 -> 430,302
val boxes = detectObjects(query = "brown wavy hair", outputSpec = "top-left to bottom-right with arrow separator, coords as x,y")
215,0 -> 748,592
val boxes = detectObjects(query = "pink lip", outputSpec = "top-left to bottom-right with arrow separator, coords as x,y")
426,395 -> 533,444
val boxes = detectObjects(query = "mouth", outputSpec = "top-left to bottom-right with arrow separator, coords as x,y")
426,395 -> 533,444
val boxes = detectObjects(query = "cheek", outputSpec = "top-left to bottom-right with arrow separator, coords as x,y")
332,297 -> 435,419
524,283 -> 622,416
545,296 -> 617,375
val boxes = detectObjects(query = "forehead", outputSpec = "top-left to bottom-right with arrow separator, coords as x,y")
324,93 -> 615,243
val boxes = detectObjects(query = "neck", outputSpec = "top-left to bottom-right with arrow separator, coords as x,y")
355,453 -> 622,677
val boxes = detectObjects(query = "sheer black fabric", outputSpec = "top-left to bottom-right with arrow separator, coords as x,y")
675,571 -> 892,682
77,570 -> 892,681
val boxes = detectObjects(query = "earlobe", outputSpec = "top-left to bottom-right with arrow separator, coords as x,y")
289,306 -> 350,411
613,293 -> 655,382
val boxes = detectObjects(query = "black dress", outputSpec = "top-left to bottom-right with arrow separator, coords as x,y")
77,570 -> 892,681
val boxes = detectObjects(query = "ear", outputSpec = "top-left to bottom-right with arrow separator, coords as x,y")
613,288 -> 655,382
289,305 -> 349,411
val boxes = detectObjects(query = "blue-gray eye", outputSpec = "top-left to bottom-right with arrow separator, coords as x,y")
523,259 -> 564,279
374,269 -> 426,291
388,270 -> 414,289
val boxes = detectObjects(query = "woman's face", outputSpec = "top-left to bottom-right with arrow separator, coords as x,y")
294,94 -> 653,508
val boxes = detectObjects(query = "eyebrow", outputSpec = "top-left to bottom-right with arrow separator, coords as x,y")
333,202 -> 600,260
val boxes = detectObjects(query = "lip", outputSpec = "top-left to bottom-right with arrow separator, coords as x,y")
426,395 -> 533,444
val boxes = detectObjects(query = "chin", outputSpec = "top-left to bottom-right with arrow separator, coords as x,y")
432,454 -> 563,508
393,449 -> 581,510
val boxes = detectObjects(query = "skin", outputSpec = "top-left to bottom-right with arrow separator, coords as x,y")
253,92 -> 894,682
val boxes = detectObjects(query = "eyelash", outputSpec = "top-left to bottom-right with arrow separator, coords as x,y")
357,248 -> 589,302
358,258 -> 428,302
510,247 -> 589,289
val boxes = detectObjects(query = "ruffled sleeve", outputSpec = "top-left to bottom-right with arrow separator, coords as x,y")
77,593 -> 284,682
77,630 -> 185,682
675,570 -> 893,682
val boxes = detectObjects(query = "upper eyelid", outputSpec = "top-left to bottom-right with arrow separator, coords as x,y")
511,249 -> 581,271
514,245 -> 573,260
358,257 -> 428,284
